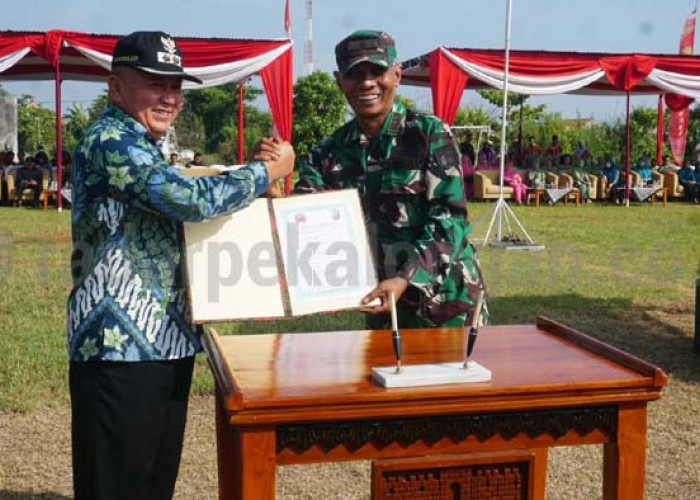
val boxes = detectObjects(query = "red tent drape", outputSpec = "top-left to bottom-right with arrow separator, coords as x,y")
665,92 -> 694,164
259,47 -> 294,193
657,94 -> 664,166
259,47 -> 293,142
428,49 -> 468,125
0,30 -> 294,205
598,55 -> 657,91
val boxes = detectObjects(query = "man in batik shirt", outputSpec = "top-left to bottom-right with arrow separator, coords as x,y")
294,30 -> 487,329
66,31 -> 293,499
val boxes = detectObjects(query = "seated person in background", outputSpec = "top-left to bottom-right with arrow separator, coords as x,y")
572,157 -> 593,203
478,140 -> 497,167
169,152 -> 180,167
677,160 -> 698,203
545,134 -> 561,165
3,150 -> 16,168
186,151 -> 204,167
657,154 -> 679,173
541,156 -> 556,178
34,150 -> 53,185
501,156 -> 527,204
526,158 -> 547,189
16,155 -> 43,207
461,143 -> 475,199
476,151 -> 498,171
598,157 -> 620,203
558,153 -> 573,174
60,151 -> 72,189
632,157 -> 653,186
0,153 -> 9,202
5,151 -> 23,175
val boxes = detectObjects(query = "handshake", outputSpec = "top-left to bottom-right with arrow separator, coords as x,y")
251,137 -> 295,198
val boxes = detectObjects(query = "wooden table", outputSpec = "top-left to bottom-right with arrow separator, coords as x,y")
530,188 -> 546,207
651,187 -> 668,206
40,189 -> 57,210
203,317 -> 666,499
563,188 -> 580,206
530,188 -> 580,207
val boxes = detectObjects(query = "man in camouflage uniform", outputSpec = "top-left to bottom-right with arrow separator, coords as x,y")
294,30 -> 487,329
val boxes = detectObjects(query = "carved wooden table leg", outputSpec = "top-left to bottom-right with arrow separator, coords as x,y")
234,426 -> 276,500
603,403 -> 647,500
215,390 -> 237,500
531,448 -> 548,500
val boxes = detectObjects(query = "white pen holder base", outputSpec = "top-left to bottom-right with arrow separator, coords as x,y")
371,361 -> 491,388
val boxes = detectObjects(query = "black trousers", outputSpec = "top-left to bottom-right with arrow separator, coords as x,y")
69,357 -> 194,500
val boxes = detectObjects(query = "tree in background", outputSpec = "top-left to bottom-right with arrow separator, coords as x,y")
218,104 -> 271,164
395,94 -> 418,111
476,89 -> 547,153
17,95 -> 56,155
173,100 -> 205,152
292,71 -> 346,158
686,106 -> 700,161
180,82 -> 272,163
63,103 -> 91,154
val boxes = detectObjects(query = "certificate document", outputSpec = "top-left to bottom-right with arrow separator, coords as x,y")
183,189 -> 378,322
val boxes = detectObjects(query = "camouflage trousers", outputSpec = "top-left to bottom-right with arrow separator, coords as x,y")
366,243 -> 488,330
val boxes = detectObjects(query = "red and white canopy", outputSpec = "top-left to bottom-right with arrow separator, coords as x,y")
0,29 -> 293,138
402,47 -> 700,124
0,29 -> 294,206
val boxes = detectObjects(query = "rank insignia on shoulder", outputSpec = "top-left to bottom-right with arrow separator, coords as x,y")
433,144 -> 460,168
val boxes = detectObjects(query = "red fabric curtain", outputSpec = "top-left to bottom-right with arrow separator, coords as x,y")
599,55 -> 657,90
259,46 -> 293,141
656,95 -> 664,166
428,49 -> 468,125
0,31 -> 44,57
665,92 -> 695,110
259,47 -> 293,194
665,93 -> 693,164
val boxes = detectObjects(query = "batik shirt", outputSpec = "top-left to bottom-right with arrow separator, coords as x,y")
67,104 -> 268,362
295,102 -> 487,327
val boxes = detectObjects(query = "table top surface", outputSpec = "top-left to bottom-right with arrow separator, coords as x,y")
205,318 -> 666,421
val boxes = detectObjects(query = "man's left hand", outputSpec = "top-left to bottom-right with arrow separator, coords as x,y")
360,277 -> 409,314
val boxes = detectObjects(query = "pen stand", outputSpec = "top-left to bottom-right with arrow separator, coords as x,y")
371,361 -> 491,388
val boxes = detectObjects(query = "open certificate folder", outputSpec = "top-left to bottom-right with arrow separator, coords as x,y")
183,189 -> 378,322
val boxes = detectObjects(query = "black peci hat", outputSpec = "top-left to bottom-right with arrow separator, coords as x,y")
112,31 -> 202,83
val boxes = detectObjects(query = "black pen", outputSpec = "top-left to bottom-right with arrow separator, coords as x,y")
463,290 -> 486,370
390,292 -> 402,374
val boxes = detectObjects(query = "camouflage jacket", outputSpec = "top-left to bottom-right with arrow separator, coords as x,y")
295,102 -> 486,327
66,104 -> 269,362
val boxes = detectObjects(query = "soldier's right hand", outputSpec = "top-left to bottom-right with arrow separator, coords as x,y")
264,141 -> 295,182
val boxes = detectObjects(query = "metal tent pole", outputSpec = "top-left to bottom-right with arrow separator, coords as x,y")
475,0 -> 542,250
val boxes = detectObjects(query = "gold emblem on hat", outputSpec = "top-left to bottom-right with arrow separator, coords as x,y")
161,36 -> 178,55
158,36 -> 182,67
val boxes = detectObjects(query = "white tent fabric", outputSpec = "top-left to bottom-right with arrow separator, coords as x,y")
68,41 -> 292,89
442,47 -> 606,95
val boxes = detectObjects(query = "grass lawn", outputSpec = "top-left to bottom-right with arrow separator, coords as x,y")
0,201 -> 698,411
0,200 -> 699,498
